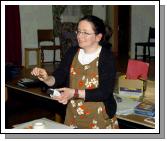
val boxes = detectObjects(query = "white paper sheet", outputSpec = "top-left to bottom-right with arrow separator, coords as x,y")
13,117 -> 73,129
115,95 -> 141,115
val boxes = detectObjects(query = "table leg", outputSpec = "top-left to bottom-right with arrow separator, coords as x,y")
143,45 -> 146,61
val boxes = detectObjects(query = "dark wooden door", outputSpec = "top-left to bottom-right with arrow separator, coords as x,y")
118,5 -> 131,59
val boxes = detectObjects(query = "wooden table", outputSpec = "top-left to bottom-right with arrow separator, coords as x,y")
6,79 -> 51,101
117,114 -> 154,128
5,67 -> 65,128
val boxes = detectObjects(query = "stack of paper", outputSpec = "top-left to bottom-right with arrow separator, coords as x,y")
115,95 -> 140,115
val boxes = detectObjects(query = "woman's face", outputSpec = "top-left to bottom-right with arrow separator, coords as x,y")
76,20 -> 102,50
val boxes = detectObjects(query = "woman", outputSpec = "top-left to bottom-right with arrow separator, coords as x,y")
31,15 -> 119,129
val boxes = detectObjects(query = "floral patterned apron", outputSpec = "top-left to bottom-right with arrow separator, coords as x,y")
64,51 -> 119,129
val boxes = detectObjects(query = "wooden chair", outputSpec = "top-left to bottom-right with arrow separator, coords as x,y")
37,29 -> 62,64
135,27 -> 155,62
24,48 -> 41,68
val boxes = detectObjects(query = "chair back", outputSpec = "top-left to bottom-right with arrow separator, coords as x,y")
37,29 -> 55,47
135,27 -> 155,62
148,27 -> 155,43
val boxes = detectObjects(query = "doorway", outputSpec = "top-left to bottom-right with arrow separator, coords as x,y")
108,5 -> 131,72
118,5 -> 131,59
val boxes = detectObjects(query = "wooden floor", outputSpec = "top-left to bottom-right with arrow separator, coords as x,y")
5,56 -> 155,129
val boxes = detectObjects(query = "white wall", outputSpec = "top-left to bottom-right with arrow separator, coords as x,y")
19,5 -> 61,66
19,5 -> 106,66
130,5 -> 155,59
93,6 -> 106,22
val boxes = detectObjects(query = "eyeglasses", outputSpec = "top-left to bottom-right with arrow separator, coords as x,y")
75,30 -> 96,37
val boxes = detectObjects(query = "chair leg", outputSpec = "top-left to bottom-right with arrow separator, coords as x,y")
25,48 -> 29,68
25,48 -> 41,68
148,45 -> 151,62
143,45 -> 147,62
37,48 -> 41,67
41,49 -> 44,64
53,50 -> 56,64
135,44 -> 137,59
60,48 -> 63,61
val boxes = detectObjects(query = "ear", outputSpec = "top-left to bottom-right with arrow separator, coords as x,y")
96,33 -> 103,42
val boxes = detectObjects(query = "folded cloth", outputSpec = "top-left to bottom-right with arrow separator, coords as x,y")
126,59 -> 149,80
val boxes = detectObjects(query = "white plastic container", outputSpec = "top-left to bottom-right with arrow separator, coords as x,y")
33,122 -> 45,129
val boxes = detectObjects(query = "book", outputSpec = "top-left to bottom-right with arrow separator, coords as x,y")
134,101 -> 155,117
144,117 -> 155,124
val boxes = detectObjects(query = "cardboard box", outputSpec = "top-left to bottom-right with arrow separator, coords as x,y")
118,75 -> 144,99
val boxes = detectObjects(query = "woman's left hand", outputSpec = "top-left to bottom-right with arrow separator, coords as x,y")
52,87 -> 74,105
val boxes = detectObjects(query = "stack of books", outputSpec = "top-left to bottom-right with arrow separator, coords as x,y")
134,101 -> 155,117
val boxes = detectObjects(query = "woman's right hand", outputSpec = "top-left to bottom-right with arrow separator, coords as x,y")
31,67 -> 48,82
